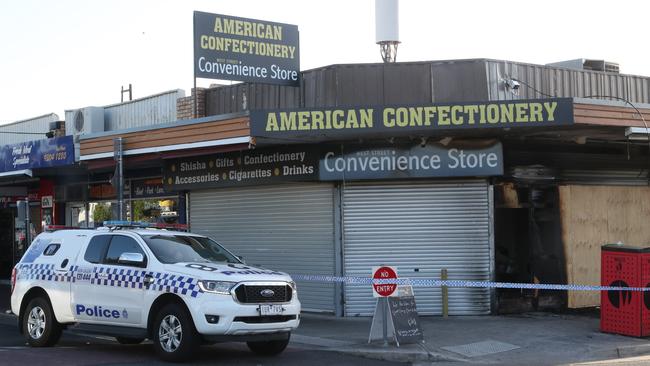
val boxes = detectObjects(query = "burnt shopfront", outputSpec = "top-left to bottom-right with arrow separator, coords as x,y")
195,98 -> 569,316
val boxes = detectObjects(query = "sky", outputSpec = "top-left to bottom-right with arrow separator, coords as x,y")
1,0 -> 649,124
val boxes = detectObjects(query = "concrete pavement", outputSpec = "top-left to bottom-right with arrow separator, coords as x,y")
292,312 -> 650,365
4,284 -> 650,365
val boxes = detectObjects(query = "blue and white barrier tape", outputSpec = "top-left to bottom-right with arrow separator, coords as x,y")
291,274 -> 650,292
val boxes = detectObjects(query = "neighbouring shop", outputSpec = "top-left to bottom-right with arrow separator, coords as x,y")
165,145 -> 338,313
65,178 -> 184,228
0,136 -> 74,278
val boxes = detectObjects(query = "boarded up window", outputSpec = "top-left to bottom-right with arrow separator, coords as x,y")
560,185 -> 650,308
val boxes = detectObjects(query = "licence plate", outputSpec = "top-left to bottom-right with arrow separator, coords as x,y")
259,304 -> 284,316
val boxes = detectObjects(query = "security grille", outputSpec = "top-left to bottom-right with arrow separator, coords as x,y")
189,183 -> 337,313
342,180 -> 491,316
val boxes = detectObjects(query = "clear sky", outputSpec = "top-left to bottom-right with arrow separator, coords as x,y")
1,0 -> 648,124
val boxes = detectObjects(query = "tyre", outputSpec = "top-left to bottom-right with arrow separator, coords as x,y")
152,303 -> 199,362
247,333 -> 291,356
22,297 -> 62,347
115,336 -> 145,345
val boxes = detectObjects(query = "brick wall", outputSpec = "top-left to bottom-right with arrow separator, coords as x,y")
176,88 -> 206,120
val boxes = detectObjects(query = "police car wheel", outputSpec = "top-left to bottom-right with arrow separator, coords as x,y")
247,333 -> 291,356
23,297 -> 62,347
115,336 -> 145,345
152,303 -> 198,361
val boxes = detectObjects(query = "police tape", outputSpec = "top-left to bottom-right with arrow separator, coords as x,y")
291,274 -> 650,292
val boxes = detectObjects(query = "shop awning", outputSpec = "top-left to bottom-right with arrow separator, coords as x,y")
79,113 -> 250,161
0,169 -> 32,178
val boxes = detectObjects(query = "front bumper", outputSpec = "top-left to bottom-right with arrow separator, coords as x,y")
187,283 -> 301,336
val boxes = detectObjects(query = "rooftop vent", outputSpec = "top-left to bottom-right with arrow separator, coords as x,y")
546,59 -> 619,73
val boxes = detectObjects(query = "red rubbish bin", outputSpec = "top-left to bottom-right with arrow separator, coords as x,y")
600,244 -> 650,337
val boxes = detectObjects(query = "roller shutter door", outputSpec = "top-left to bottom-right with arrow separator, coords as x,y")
189,183 -> 336,313
343,180 -> 491,316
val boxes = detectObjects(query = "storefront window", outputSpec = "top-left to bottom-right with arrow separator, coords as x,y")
131,198 -> 179,224
90,202 -> 113,227
84,198 -> 179,227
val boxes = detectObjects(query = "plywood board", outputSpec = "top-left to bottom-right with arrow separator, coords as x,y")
560,185 -> 650,308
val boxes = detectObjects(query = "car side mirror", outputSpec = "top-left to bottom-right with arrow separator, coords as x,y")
118,252 -> 145,267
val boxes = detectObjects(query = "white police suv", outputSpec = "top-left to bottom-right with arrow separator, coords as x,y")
10,222 -> 301,361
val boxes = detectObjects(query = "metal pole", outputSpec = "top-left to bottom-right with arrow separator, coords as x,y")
382,297 -> 388,346
25,197 -> 31,246
114,138 -> 124,221
193,13 -> 198,119
118,141 -> 123,220
442,268 -> 449,318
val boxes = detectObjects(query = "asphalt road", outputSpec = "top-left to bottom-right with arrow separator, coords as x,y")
0,314 -> 401,366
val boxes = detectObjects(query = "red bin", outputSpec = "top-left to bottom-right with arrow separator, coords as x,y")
600,244 -> 650,337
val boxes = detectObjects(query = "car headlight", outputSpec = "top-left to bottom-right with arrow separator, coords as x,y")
289,281 -> 297,295
198,280 -> 236,295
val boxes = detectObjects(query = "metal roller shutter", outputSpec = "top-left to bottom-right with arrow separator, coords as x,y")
189,183 -> 336,313
343,180 -> 491,316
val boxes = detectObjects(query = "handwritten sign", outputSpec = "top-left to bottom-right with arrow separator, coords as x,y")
388,296 -> 423,344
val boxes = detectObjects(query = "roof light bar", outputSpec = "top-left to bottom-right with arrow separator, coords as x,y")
44,225 -> 84,232
102,221 -> 188,231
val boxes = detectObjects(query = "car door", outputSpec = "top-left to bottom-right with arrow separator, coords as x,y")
71,233 -> 147,327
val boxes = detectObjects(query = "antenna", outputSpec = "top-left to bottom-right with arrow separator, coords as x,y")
375,0 -> 400,63
121,84 -> 132,102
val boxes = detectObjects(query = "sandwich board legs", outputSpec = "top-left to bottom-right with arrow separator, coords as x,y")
368,297 -> 399,347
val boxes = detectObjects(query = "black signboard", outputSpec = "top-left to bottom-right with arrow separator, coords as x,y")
194,11 -> 300,86
164,146 -> 318,191
131,179 -> 168,199
320,142 -> 503,180
163,142 -> 504,191
250,98 -> 574,140
388,296 -> 424,344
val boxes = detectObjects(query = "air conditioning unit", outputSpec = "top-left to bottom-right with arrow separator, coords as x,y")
70,107 -> 105,136
546,59 -> 620,74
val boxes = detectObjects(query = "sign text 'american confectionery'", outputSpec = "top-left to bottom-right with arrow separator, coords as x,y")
250,98 -> 574,139
194,11 -> 300,86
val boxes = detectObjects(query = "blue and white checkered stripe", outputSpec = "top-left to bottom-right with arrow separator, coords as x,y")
17,263 -> 76,283
151,272 -> 200,297
17,263 -> 202,298
92,266 -> 145,289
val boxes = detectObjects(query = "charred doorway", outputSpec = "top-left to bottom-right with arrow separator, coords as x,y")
494,183 -> 566,313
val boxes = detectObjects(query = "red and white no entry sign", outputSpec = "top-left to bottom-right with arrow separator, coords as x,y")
372,266 -> 398,297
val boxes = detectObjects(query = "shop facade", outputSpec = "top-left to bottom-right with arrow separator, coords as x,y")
159,138 -> 506,316
76,59 -> 650,316
0,135 -> 76,278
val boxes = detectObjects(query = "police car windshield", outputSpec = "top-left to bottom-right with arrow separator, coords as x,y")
142,234 -> 240,264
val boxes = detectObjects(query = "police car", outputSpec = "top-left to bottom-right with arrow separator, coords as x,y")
10,222 -> 301,361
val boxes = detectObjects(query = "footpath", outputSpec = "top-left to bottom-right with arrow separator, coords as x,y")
3,284 -> 650,365
293,312 -> 650,365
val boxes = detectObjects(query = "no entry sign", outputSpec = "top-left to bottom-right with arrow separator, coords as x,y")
372,266 -> 398,297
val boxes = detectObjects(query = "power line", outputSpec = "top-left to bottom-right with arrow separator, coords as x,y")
512,78 -> 556,98
513,78 -> 650,182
